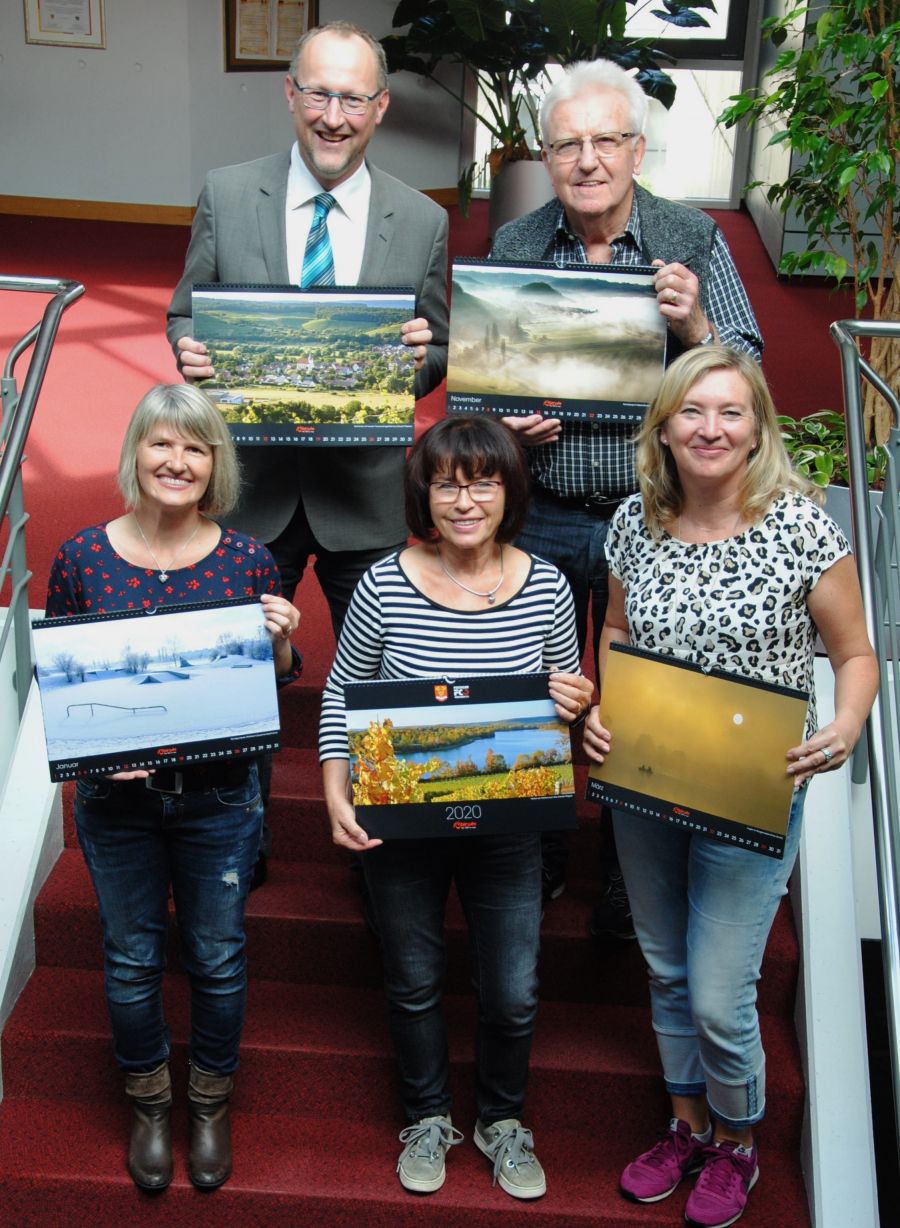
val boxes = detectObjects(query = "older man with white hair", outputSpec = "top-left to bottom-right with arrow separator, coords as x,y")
492,59 -> 762,931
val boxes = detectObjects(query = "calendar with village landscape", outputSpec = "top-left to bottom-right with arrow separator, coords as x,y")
192,284 -> 416,445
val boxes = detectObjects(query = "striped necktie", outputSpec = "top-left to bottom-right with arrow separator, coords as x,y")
300,192 -> 337,288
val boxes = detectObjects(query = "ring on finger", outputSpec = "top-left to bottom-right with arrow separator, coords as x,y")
820,746 -> 833,763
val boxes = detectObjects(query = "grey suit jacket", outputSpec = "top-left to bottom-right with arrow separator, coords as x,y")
167,152 -> 449,548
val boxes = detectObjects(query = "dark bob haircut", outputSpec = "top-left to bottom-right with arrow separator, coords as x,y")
405,415 -> 531,544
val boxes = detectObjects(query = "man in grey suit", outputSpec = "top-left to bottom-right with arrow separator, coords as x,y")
167,20 -> 449,632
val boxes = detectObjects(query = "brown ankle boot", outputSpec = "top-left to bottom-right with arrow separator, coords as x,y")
124,1062 -> 172,1190
187,1064 -> 234,1189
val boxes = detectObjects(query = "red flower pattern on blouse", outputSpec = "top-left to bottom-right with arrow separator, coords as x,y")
44,526 -> 282,618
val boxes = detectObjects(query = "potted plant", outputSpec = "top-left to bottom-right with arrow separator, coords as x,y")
779,410 -> 889,490
382,0 -> 717,216
718,1 -> 899,447
779,409 -> 890,548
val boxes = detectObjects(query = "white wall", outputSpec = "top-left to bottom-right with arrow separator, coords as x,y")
0,0 -> 461,208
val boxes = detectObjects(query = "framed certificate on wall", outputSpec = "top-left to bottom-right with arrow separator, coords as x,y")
24,0 -> 105,49
224,0 -> 318,71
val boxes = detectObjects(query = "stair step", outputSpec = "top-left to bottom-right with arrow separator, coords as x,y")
34,849 -> 799,1014
2,967 -> 804,1145
0,1098 -> 810,1228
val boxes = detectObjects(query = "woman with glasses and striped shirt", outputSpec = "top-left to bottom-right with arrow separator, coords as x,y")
319,415 -> 592,1201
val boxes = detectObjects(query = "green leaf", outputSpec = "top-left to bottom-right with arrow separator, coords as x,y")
816,10 -> 834,40
610,1 -> 628,41
541,0 -> 598,48
871,78 -> 889,101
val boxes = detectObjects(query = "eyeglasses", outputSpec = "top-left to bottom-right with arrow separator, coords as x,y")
291,80 -> 383,115
546,132 -> 638,162
429,480 -> 503,502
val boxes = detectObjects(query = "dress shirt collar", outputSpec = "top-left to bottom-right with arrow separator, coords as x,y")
553,194 -> 643,253
287,143 -> 371,224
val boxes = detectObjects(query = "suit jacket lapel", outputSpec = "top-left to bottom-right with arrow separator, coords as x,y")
258,152 -> 291,284
359,166 -> 395,285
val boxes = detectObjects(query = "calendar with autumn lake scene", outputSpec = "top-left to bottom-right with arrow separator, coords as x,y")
344,673 -> 577,839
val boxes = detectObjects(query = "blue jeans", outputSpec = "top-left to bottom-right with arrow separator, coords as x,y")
516,488 -> 613,673
613,789 -> 806,1129
362,834 -> 542,1125
74,766 -> 264,1075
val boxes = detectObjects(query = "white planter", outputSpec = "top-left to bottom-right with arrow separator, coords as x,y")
488,158 -> 555,236
825,484 -> 898,654
824,484 -> 882,550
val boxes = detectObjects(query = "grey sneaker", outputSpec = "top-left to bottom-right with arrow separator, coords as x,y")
473,1118 -> 546,1199
396,1115 -> 463,1193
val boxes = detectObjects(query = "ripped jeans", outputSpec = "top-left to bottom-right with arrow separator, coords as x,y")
74,765 -> 263,1075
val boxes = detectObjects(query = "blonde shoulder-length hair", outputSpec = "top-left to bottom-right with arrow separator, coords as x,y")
636,346 -> 820,539
117,384 -> 240,518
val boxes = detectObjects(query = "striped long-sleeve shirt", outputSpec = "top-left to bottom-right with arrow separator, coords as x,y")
319,551 -> 581,760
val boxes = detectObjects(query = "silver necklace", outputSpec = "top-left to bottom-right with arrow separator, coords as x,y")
134,514 -> 204,583
436,544 -> 504,604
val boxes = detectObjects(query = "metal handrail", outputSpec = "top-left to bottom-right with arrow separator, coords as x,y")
1,275 -> 85,718
829,318 -> 900,1168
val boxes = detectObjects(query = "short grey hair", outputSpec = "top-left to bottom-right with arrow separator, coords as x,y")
540,59 -> 648,144
117,384 -> 241,518
289,20 -> 389,92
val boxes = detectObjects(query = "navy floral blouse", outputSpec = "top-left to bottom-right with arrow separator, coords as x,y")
45,524 -> 302,681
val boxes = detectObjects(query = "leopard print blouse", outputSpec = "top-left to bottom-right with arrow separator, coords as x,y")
605,492 -> 851,740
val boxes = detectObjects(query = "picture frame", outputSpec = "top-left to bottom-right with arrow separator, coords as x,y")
192,284 -> 417,446
446,258 -> 668,424
33,597 -> 281,780
344,673 -> 578,840
224,0 -> 318,72
586,644 -> 810,860
24,0 -> 105,49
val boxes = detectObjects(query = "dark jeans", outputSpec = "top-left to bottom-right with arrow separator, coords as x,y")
517,488 -> 618,874
515,487 -> 615,675
74,766 -> 263,1075
362,834 -> 542,1125
266,494 -> 405,637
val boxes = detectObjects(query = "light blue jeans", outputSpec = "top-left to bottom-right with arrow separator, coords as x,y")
613,788 -> 806,1129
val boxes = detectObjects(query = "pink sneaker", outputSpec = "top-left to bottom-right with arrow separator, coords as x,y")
619,1119 -> 708,1203
685,1139 -> 759,1227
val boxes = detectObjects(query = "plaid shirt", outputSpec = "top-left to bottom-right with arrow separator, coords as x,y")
532,200 -> 761,500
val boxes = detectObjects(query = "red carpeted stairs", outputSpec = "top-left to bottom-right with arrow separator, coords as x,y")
0,672 -> 810,1226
